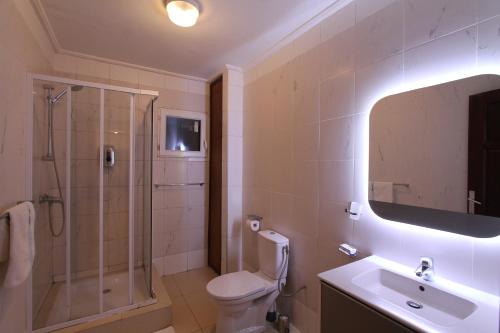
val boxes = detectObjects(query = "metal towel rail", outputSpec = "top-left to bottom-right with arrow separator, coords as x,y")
154,182 -> 204,188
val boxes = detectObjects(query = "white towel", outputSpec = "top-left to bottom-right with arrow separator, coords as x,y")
373,182 -> 394,203
2,202 -> 35,288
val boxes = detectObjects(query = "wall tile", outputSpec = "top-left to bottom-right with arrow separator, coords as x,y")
478,16 -> 500,70
354,0 -> 404,68
164,253 -> 188,275
320,71 -> 355,120
319,116 -> 354,161
477,0 -> 500,21
404,27 -> 477,86
356,53 -> 404,114
321,2 -> 356,42
319,27 -> 356,81
319,160 -> 354,205
355,0 -> 399,22
405,0 -> 477,50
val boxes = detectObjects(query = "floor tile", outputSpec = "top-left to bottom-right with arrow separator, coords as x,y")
173,267 -> 217,296
171,295 -> 201,333
183,292 -> 218,328
162,275 -> 182,298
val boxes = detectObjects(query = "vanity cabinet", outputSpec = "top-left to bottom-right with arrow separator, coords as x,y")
321,282 -> 417,333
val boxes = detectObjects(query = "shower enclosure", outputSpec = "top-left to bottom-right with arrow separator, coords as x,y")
28,74 -> 157,332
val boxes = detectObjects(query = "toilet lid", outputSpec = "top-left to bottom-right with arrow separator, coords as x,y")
206,271 -> 267,301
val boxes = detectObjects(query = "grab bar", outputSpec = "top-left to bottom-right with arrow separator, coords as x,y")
154,182 -> 204,188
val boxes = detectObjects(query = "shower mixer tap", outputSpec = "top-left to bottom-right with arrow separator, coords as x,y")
39,194 -> 63,204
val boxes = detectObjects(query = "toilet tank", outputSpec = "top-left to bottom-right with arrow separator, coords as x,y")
258,230 -> 289,280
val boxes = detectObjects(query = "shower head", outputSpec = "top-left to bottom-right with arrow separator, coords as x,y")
51,85 -> 84,103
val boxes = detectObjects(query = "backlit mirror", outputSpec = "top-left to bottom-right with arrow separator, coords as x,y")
369,74 -> 500,238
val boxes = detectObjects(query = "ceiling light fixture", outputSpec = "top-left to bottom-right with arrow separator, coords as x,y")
165,0 -> 200,28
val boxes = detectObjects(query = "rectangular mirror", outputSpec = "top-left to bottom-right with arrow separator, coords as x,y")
369,74 -> 500,238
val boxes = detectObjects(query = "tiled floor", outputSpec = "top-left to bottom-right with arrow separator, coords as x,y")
161,267 -> 279,333
161,267 -> 218,333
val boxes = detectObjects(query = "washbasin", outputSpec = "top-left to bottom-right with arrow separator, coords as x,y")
318,256 -> 500,332
352,268 -> 477,327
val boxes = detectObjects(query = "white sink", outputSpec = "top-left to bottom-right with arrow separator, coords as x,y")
352,268 -> 477,327
318,256 -> 499,333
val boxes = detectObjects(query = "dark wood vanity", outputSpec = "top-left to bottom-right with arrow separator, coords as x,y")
321,282 -> 417,333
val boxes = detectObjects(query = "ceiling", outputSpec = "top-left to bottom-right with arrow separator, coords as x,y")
37,0 -> 339,79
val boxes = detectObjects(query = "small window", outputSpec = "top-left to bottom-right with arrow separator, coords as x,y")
159,109 -> 206,157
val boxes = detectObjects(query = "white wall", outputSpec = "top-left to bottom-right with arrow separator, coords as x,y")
243,1 -> 500,332
0,1 -> 53,332
221,66 -> 244,273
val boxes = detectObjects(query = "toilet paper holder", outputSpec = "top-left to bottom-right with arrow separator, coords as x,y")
247,215 -> 263,232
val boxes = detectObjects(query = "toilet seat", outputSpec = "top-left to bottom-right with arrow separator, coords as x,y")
207,271 -> 273,302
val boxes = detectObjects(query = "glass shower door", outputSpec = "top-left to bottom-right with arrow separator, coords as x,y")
69,85 -> 101,320
103,89 -> 132,310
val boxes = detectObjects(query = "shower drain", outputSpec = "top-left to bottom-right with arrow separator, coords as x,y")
102,288 -> 112,294
406,300 -> 423,309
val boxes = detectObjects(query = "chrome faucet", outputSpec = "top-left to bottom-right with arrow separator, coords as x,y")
415,257 -> 434,281
39,194 -> 63,204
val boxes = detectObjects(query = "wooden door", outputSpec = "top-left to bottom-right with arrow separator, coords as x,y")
468,88 -> 500,217
208,76 -> 223,274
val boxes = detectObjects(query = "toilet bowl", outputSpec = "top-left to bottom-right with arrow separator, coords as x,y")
206,230 -> 289,333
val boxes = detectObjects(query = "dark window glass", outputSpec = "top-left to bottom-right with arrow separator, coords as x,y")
165,116 -> 201,152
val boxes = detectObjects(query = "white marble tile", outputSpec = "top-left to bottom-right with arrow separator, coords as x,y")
138,70 -> 165,88
164,75 -> 188,92
320,70 -> 355,120
321,2 -> 356,43
355,0 -> 399,23
188,81 -> 207,97
354,0 -> 404,68
404,27 -> 477,86
227,109 -> 243,137
319,116 -> 354,161
152,258 -> 164,276
228,137 -> 243,187
228,186 -> 243,238
319,160 -> 354,205
226,69 -> 244,87
187,161 -> 205,184
352,212 -> 404,263
293,24 -> 322,57
477,0 -> 500,21
319,27 -> 356,81
166,159 -> 188,184
405,0 -> 477,50
110,64 -> 139,85
164,252 -> 188,275
187,249 -> 207,270
355,53 -> 404,115
478,16 -> 500,71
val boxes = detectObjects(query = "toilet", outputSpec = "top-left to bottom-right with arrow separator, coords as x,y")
206,230 -> 289,333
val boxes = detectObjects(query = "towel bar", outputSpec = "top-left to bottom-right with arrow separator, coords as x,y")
154,182 -> 204,188
0,200 -> 34,223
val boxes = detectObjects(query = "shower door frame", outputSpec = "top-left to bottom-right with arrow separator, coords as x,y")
26,73 -> 158,333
